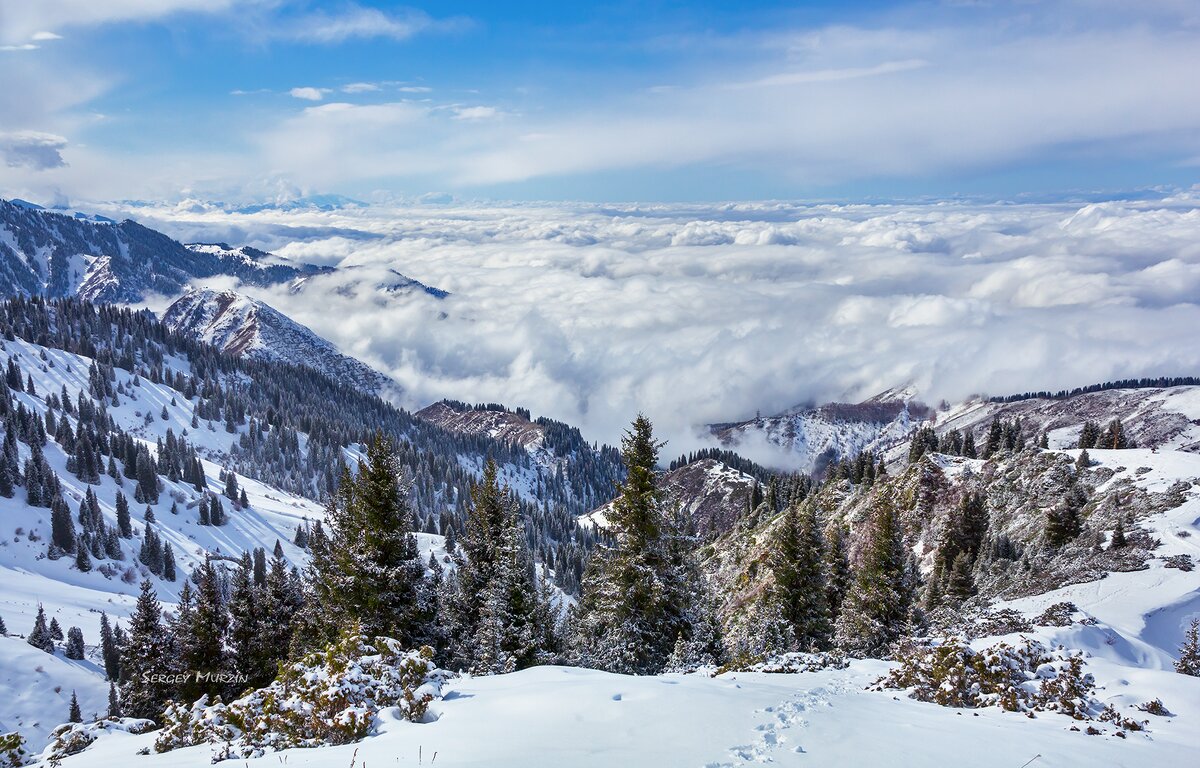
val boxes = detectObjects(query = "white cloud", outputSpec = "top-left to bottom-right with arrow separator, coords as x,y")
120,194 -> 1200,459
0,130 -> 68,169
289,87 -> 329,101
452,106 -> 499,121
342,82 -> 380,94
273,4 -> 462,45
0,0 -> 236,44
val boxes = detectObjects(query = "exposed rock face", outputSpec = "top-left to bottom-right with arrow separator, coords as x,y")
162,288 -> 397,397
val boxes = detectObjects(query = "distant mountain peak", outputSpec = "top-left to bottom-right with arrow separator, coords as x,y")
162,288 -> 398,397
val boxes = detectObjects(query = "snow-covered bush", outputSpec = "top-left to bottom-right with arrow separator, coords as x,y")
155,631 -> 452,761
40,718 -> 156,765
877,637 -> 1126,723
0,732 -> 25,768
715,652 -> 849,676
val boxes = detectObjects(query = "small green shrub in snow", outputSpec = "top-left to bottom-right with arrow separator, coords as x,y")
877,636 -> 1146,730
0,732 -> 25,768
155,629 -> 452,761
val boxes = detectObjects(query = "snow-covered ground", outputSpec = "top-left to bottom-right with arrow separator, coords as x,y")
50,658 -> 1199,768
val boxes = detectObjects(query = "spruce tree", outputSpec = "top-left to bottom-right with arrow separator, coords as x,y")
301,433 -> 427,648
767,503 -> 831,650
74,537 -> 92,572
1111,519 -> 1127,548
28,605 -> 54,653
68,690 -> 81,723
115,491 -> 132,538
446,459 -> 553,671
229,552 -> 269,691
51,499 -> 77,553
65,627 -> 85,659
945,551 -> 975,602
982,416 -> 1002,458
823,522 -> 851,621
119,580 -> 170,721
188,559 -> 231,702
107,682 -> 121,718
100,613 -> 121,680
834,494 -> 912,657
1176,619 -> 1200,676
573,415 -> 695,674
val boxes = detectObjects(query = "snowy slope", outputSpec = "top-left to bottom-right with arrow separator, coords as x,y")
584,458 -> 759,537
162,288 -> 399,397
933,386 -> 1200,453
0,334 -> 336,750
49,657 -> 1200,768
711,393 -> 932,473
0,199 -> 326,302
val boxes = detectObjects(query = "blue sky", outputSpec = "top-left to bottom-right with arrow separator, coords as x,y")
1,0 -> 1199,203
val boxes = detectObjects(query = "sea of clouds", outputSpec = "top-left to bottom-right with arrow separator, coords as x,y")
114,193 -> 1200,455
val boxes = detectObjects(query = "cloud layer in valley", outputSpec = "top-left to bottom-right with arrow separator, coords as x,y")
113,192 -> 1200,461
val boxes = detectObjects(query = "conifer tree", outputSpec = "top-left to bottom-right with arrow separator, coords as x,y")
49,616 -> 64,641
834,494 -> 912,657
107,683 -> 121,718
945,551 -> 975,602
767,503 -> 831,650
982,416 -> 1003,458
229,551 -> 270,691
0,613 -> 6,635
823,522 -> 851,621
115,491 -> 132,538
119,580 -> 170,720
1176,619 -> 1200,676
65,626 -> 85,659
68,690 -> 81,723
51,499 -> 76,553
1078,421 -> 1100,449
28,605 -> 54,653
99,613 -> 120,680
444,459 -> 554,671
1111,518 -> 1127,548
301,433 -> 427,649
573,415 -> 699,674
74,536 -> 92,572
188,559 -> 230,701
962,431 -> 977,459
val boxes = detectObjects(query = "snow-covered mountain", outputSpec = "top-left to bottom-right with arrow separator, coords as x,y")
583,458 -> 760,538
929,384 -> 1200,454
710,388 -> 932,473
162,289 -> 398,398
415,399 -> 624,515
416,401 -> 545,450
0,199 -> 328,302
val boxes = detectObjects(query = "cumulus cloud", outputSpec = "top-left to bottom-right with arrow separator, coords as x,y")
123,194 -> 1200,460
289,87 -> 330,101
0,131 -> 68,169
